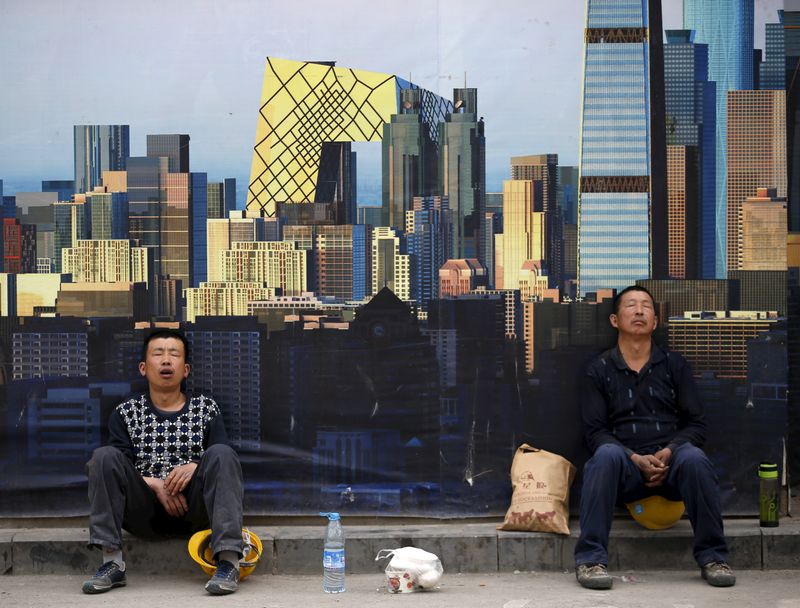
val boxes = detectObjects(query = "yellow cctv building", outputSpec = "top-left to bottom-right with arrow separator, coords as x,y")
247,57 -> 450,219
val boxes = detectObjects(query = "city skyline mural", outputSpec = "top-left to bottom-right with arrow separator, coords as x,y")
0,0 -> 794,518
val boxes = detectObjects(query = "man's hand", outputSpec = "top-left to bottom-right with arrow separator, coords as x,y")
164,462 -> 198,496
644,447 -> 672,487
143,476 -> 188,517
653,447 -> 672,466
631,452 -> 670,488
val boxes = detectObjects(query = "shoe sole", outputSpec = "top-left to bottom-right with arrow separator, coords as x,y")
702,574 -> 736,587
578,578 -> 613,590
701,568 -> 736,587
82,580 -> 127,594
205,582 -> 238,595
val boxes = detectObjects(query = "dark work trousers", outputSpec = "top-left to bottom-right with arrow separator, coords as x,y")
86,444 -> 244,559
574,442 -> 729,568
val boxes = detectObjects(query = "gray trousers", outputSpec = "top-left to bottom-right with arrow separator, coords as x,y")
86,444 -> 244,559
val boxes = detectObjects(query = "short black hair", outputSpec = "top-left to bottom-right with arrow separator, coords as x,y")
141,329 -> 191,363
612,285 -> 655,315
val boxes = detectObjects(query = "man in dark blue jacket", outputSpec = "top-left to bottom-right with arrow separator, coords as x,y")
82,329 -> 243,595
575,286 -> 735,590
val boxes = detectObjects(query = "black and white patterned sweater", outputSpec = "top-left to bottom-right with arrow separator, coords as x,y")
108,393 -> 229,479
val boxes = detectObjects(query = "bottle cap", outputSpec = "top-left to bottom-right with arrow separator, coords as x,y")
758,462 -> 778,479
320,512 -> 341,521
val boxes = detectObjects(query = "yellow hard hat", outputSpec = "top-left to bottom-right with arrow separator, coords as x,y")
188,528 -> 262,579
626,496 -> 685,530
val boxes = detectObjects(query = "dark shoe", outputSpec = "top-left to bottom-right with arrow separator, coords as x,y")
701,561 -> 736,587
205,560 -> 240,595
81,560 -> 127,594
576,563 -> 613,589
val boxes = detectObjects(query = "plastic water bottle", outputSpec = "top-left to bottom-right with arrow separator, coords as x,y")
321,512 -> 345,593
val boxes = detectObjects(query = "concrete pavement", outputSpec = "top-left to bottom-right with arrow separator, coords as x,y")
2,519 -> 799,607
1,571 -> 799,608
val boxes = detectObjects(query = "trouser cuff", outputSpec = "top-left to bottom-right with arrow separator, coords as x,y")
88,537 -> 122,552
213,544 -> 244,561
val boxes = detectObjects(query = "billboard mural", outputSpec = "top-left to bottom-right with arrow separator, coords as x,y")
0,0 -> 794,518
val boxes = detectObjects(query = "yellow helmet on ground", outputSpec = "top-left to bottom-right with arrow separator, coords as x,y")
626,496 -> 685,530
188,528 -> 262,579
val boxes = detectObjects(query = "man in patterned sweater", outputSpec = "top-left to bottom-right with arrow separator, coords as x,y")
82,329 -> 244,595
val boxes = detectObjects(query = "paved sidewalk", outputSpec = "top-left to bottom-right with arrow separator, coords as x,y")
1,572 -> 799,608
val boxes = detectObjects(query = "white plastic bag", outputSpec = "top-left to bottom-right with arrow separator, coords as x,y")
375,547 -> 443,593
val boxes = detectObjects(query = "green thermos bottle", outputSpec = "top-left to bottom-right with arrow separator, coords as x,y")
758,462 -> 779,527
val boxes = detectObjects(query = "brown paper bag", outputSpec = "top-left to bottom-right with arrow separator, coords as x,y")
497,444 -> 576,535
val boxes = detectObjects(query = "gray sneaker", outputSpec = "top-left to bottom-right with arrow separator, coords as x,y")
81,560 -> 127,594
701,561 -> 736,587
576,563 -> 613,589
205,560 -> 240,595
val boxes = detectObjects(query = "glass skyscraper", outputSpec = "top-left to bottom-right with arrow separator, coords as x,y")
73,125 -> 129,194
41,180 -> 75,202
511,154 -> 558,212
146,134 -> 190,173
159,171 -> 191,287
127,156 -> 171,314
684,0 -> 754,277
207,183 -> 225,220
86,190 -> 128,240
406,196 -> 448,306
511,154 -> 561,288
127,156 -> 163,262
498,179 -> 546,291
315,224 -> 369,301
439,88 -> 486,264
383,89 -> 439,230
131,136 -> 196,291
191,172 -> 208,287
760,12 -> 785,91
53,200 -> 89,272
577,0 -> 667,296
664,29 -> 715,278
557,166 -> 579,225
785,8 -> 800,230
207,178 -> 237,220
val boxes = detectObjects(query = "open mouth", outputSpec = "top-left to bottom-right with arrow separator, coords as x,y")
159,369 -> 175,378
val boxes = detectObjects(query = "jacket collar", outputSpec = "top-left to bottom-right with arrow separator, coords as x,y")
609,341 -> 665,372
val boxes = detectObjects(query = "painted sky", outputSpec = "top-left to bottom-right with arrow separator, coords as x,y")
0,0 -> 784,201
